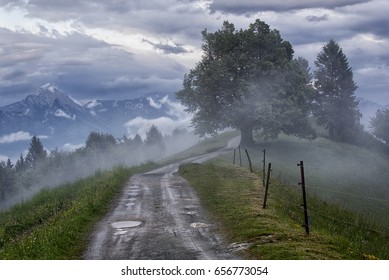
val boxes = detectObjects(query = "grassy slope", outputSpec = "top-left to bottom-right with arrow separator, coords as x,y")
0,132 -> 238,260
0,163 -> 156,260
1,131 -> 388,259
236,134 -> 389,229
179,162 -> 389,259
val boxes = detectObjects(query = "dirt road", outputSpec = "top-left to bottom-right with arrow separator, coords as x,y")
84,137 -> 242,260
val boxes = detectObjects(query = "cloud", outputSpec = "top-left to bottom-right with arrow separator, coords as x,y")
2,69 -> 26,80
0,27 -> 188,106
0,131 -> 49,144
1,0 -> 389,107
210,0 -> 371,14
306,14 -> 329,22
0,131 -> 32,144
0,154 -> 9,161
62,142 -> 84,152
124,95 -> 192,138
142,39 -> 191,54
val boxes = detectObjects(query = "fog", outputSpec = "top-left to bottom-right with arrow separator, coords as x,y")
0,129 -> 200,211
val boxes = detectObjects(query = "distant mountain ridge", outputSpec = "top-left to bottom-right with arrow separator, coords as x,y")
1,84 -> 386,159
0,84 -> 173,158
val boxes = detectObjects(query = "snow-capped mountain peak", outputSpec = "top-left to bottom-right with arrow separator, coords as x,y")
27,83 -> 79,109
39,83 -> 59,94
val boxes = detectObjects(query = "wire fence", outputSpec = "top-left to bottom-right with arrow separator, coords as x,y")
232,146 -> 389,239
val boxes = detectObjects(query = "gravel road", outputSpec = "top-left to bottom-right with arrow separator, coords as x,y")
84,137 -> 243,260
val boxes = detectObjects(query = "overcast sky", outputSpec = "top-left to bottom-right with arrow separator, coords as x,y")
0,0 -> 388,106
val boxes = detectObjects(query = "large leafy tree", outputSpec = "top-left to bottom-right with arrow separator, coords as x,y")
370,109 -> 389,145
176,19 -> 315,146
313,39 -> 361,142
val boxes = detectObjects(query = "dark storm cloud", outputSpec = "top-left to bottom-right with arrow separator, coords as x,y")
210,0 -> 372,14
0,0 -> 212,41
306,14 -> 329,22
0,28 -> 187,106
1,0 -> 389,105
2,69 -> 26,80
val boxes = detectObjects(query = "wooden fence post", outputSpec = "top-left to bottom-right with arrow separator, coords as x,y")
245,149 -> 253,172
263,163 -> 272,209
262,149 -> 266,187
298,161 -> 310,235
238,145 -> 242,167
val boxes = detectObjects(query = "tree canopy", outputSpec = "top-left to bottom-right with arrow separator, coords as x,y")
85,131 -> 116,151
313,39 -> 361,143
176,19 -> 315,146
145,125 -> 165,150
25,136 -> 47,170
370,109 -> 389,145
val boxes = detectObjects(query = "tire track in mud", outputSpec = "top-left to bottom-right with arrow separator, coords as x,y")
84,137 -> 241,260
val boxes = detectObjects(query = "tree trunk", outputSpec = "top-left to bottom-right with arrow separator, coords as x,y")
239,124 -> 254,147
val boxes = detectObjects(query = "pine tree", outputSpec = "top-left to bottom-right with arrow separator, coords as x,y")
25,136 -> 47,169
313,39 -> 361,142
85,131 -> 116,151
15,154 -> 27,173
145,125 -> 165,151
370,109 -> 389,145
0,160 -> 16,199
132,134 -> 143,147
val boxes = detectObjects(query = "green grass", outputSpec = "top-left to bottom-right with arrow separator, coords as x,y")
0,163 -> 156,259
178,162 -> 389,259
0,131 -> 238,260
229,134 -> 389,230
162,130 -> 239,163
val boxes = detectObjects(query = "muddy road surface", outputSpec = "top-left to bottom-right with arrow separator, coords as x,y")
84,137 -> 242,260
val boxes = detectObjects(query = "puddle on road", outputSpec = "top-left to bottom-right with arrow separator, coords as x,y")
190,222 -> 209,228
127,191 -> 139,196
183,211 -> 198,216
114,230 -> 128,236
112,221 -> 142,229
184,205 -> 197,210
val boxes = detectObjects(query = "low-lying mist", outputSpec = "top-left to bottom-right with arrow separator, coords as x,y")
0,130 -> 200,211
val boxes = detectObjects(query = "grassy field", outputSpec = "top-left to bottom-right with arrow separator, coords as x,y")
228,134 -> 389,230
0,132 -> 236,260
1,130 -> 388,260
178,162 -> 389,259
0,163 -> 156,259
